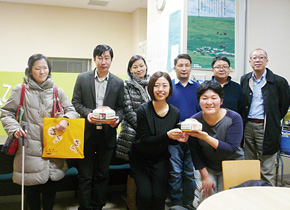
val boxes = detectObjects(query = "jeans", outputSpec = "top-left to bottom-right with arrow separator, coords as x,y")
168,142 -> 196,206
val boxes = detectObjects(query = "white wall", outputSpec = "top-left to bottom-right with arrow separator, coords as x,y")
0,2 -> 147,75
147,0 -> 242,81
132,8 -> 147,56
247,0 -> 290,81
146,0 -> 185,76
147,0 -> 290,83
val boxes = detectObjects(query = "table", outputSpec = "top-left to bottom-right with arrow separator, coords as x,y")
197,187 -> 290,210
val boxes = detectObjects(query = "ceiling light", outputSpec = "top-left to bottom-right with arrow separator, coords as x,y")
88,0 -> 109,7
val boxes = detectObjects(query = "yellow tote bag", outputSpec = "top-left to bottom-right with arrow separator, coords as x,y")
42,117 -> 85,159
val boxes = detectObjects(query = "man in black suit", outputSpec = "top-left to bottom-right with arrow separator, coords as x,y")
72,44 -> 124,210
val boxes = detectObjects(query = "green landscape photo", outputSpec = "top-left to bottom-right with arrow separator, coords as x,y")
187,16 -> 235,69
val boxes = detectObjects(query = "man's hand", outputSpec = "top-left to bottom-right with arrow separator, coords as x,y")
87,113 -> 94,124
109,116 -> 119,128
87,113 -> 119,128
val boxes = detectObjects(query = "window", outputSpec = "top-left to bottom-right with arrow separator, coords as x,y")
48,57 -> 91,73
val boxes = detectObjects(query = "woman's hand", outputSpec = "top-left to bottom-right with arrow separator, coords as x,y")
13,128 -> 27,139
186,130 -> 219,150
186,130 -> 208,139
199,167 -> 216,198
200,176 -> 216,198
175,132 -> 189,142
55,119 -> 69,132
179,132 -> 190,142
167,128 -> 187,142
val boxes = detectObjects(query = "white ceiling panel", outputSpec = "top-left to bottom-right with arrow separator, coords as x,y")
0,0 -> 147,13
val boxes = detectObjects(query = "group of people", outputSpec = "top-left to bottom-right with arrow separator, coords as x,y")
1,45 -> 289,210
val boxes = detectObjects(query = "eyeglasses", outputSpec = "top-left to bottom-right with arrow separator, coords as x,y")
213,66 -> 230,70
250,56 -> 267,61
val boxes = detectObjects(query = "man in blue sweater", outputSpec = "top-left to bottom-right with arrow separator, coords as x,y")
168,54 -> 200,210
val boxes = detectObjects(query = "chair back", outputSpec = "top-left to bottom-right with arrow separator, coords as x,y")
222,160 -> 261,190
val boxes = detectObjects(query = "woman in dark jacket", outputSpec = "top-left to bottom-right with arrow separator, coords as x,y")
130,71 -> 185,210
116,55 -> 150,210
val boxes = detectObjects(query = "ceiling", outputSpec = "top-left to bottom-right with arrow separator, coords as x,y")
0,0 -> 147,13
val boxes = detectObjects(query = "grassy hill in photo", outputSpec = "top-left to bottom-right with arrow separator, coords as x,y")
187,16 -> 235,69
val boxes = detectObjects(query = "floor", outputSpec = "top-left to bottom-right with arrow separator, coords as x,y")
1,190 -> 126,210
0,185 -> 173,210
2,175 -> 290,210
1,187 -> 126,210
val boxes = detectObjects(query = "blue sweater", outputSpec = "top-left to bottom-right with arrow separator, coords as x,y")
168,79 -> 201,122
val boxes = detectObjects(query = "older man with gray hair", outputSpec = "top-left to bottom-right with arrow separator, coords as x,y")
240,48 -> 290,185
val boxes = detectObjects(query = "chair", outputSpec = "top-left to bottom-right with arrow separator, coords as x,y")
222,160 -> 261,190
276,129 -> 290,186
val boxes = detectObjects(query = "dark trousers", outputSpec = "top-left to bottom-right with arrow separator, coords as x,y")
130,156 -> 169,210
77,130 -> 114,210
25,179 -> 56,210
244,121 -> 275,185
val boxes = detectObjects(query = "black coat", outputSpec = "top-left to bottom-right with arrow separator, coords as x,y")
116,74 -> 150,161
72,70 -> 124,148
240,68 -> 290,155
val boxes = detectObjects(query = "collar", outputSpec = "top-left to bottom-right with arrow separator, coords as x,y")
95,69 -> 109,81
251,69 -> 267,82
211,76 -> 231,84
175,78 -> 193,86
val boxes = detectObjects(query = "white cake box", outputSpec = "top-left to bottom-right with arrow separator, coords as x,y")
93,106 -> 116,120
180,119 -> 202,132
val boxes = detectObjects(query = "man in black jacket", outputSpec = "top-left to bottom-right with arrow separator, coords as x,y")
211,56 -> 243,115
240,48 -> 290,185
72,44 -> 124,210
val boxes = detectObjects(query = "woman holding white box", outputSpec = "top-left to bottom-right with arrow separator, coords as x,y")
186,80 -> 244,206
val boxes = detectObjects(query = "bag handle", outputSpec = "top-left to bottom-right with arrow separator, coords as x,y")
52,86 -> 64,118
15,84 -> 25,118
